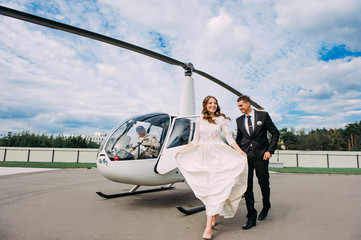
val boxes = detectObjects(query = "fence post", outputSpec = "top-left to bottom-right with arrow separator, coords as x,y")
326,154 -> 329,168
3,148 -> 7,162
77,150 -> 80,163
296,153 -> 299,167
277,150 -> 279,162
357,154 -> 359,168
52,150 -> 55,163
27,149 -> 31,162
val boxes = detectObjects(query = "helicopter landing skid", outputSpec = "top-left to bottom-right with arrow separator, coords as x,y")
96,184 -> 174,199
176,205 -> 206,215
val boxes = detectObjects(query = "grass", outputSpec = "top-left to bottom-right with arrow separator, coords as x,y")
269,167 -> 361,175
0,161 -> 96,169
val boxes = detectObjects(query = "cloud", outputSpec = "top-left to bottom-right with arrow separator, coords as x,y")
275,0 -> 361,49
200,8 -> 252,64
0,0 -> 360,135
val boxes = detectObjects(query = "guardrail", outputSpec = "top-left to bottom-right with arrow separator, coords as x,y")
1,147 -> 360,168
0,147 -> 98,163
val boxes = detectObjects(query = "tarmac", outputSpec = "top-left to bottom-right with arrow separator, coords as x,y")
0,167 -> 360,240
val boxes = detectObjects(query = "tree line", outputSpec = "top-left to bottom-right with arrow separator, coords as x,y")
1,121 -> 360,150
278,121 -> 361,151
0,131 -> 100,148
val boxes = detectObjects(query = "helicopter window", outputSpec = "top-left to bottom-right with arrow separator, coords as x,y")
104,114 -> 170,161
148,125 -> 163,142
167,118 -> 196,148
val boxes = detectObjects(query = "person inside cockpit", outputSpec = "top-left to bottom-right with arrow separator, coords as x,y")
130,125 -> 160,159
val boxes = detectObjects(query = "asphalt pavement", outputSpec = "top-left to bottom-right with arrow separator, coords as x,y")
0,168 -> 360,240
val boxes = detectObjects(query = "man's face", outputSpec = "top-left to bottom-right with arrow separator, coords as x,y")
137,129 -> 146,137
237,100 -> 251,114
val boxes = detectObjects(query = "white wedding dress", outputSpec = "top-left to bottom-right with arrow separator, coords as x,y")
176,116 -> 248,218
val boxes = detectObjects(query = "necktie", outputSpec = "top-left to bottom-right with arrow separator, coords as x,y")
247,115 -> 254,135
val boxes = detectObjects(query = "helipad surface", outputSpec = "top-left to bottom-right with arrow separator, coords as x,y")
0,168 -> 360,240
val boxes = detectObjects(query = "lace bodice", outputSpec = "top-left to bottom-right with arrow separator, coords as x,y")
191,116 -> 235,145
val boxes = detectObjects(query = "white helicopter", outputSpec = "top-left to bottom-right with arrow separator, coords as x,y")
1,5 -> 263,214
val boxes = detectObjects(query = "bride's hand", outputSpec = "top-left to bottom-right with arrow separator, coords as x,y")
240,151 -> 247,158
175,152 -> 181,158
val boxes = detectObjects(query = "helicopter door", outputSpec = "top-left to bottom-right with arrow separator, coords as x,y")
156,116 -> 198,174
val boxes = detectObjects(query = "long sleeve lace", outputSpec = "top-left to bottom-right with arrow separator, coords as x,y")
217,116 -> 236,146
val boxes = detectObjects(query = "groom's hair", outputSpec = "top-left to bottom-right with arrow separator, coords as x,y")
237,95 -> 251,103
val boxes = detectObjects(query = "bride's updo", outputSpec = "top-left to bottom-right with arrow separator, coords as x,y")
202,95 -> 230,124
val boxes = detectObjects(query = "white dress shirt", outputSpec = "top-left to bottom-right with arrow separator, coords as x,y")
244,109 -> 255,135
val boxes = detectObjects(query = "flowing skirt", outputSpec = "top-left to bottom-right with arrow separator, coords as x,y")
176,143 -> 248,218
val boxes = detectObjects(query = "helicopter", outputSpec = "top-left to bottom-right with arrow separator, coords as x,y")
0,5 -> 264,214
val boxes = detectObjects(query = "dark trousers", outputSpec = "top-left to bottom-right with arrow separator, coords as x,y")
245,150 -> 271,221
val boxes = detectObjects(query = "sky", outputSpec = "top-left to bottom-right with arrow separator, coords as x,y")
1,0 -> 361,135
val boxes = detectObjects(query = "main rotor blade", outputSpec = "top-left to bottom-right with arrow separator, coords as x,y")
0,5 -> 263,110
0,5 -> 184,67
194,69 -> 264,110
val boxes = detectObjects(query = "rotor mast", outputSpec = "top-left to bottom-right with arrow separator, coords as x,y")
179,63 -> 196,115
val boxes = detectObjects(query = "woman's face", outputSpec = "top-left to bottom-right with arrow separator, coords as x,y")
207,98 -> 218,114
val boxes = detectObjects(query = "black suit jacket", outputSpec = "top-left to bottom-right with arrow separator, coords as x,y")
236,110 -> 279,157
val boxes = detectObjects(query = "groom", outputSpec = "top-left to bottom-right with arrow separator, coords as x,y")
235,95 -> 279,230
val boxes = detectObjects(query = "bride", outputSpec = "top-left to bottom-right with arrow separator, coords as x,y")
175,95 -> 248,239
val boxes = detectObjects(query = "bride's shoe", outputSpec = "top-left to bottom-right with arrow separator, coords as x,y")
202,233 -> 212,239
203,228 -> 212,239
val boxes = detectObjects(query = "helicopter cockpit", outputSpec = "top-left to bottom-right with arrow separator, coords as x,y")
104,113 -> 170,161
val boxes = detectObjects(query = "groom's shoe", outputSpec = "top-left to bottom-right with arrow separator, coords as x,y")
258,209 -> 269,221
242,220 -> 256,230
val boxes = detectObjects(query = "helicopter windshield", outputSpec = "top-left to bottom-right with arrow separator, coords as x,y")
104,113 -> 170,161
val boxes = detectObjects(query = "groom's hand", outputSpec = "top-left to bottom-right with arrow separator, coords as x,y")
263,151 -> 271,161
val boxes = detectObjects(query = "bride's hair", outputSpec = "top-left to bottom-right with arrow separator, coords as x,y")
202,96 -> 230,124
